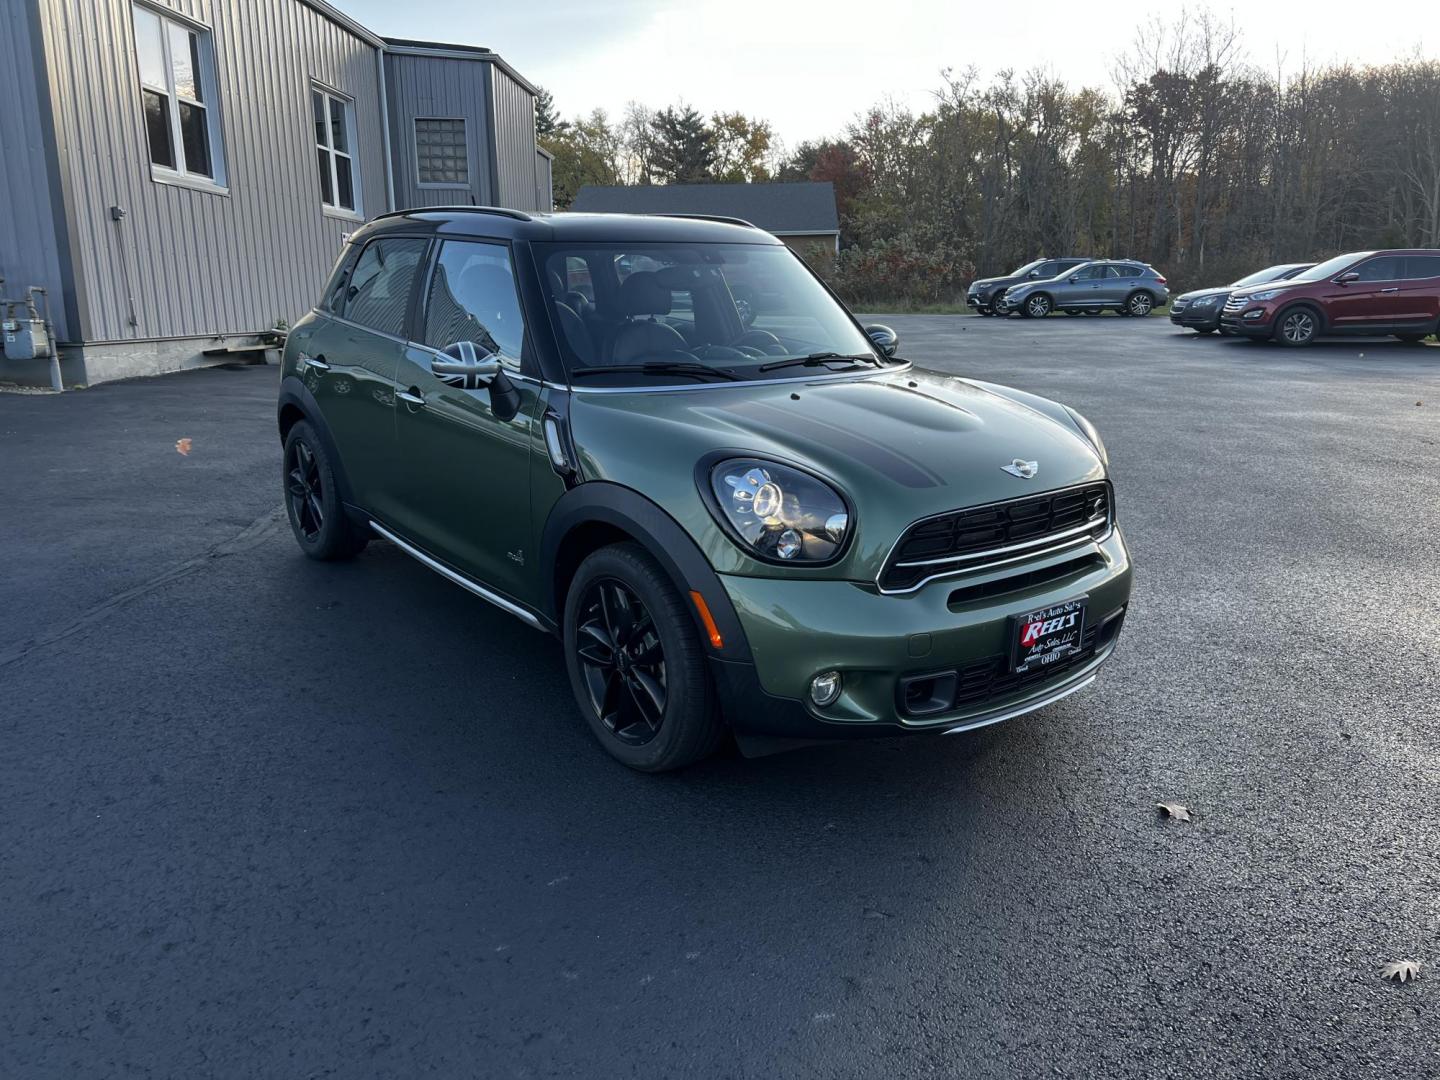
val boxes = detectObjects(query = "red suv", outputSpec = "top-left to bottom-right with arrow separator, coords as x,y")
1221,249 -> 1440,346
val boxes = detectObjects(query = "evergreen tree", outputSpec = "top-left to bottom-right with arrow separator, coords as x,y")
648,104 -> 716,183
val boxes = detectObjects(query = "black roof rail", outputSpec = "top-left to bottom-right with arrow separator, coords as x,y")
651,212 -> 758,229
372,205 -> 534,223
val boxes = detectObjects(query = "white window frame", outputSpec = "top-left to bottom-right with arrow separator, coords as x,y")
414,117 -> 471,190
131,3 -> 227,192
313,84 -> 362,219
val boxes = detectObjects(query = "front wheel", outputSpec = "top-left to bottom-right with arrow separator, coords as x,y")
282,420 -> 368,560
1023,295 -> 1053,318
1125,291 -> 1155,317
564,544 -> 724,771
1275,308 -> 1318,347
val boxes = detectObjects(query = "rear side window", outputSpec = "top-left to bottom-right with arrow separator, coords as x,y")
1404,255 -> 1440,280
1116,264 -> 1144,277
422,240 -> 526,370
1036,261 -> 1059,277
339,237 -> 428,336
1352,256 -> 1402,282
1076,265 -> 1107,280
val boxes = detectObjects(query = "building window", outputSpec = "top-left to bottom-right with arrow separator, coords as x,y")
415,118 -> 469,187
132,4 -> 225,186
313,87 -> 359,214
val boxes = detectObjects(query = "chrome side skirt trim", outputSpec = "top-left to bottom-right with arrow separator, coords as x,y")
369,521 -> 545,630
939,647 -> 1111,735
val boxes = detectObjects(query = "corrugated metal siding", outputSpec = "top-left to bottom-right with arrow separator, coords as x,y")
384,52 -> 491,210
490,63 -> 539,211
534,149 -> 553,212
37,0 -> 388,343
0,0 -> 70,340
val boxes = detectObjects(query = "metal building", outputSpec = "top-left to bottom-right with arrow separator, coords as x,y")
0,0 -> 553,387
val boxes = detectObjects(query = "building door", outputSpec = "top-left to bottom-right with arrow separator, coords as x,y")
389,238 -> 540,605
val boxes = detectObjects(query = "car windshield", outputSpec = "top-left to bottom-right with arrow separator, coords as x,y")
1010,259 -> 1046,277
1285,252 -> 1374,284
1231,264 -> 1311,288
538,242 -> 884,385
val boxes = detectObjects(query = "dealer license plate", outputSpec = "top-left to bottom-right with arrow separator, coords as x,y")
1010,598 -> 1087,674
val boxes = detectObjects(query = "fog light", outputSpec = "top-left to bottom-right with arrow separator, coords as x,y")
1243,309 -> 1264,319
810,670 -> 842,707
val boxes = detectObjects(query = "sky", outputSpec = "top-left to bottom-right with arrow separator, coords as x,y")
335,0 -> 1434,148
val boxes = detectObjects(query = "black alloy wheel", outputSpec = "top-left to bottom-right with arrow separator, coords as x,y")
574,577 -> 668,746
282,420 -> 368,560
287,439 -> 325,542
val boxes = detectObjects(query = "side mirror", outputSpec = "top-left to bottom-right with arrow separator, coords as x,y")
432,342 -> 501,389
1334,271 -> 1360,284
865,324 -> 899,357
1068,275 -> 1080,284
1027,270 -> 1040,279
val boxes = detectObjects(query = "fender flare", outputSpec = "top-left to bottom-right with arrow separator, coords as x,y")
540,481 -> 753,663
276,375 -> 357,509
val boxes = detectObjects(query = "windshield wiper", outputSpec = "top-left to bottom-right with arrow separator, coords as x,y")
569,362 -> 742,382
757,352 -> 884,373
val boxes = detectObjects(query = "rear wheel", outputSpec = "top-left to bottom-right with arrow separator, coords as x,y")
1023,294 -> 1053,318
1064,308 -> 1083,316
1395,333 -> 1428,343
282,420 -> 368,560
1275,307 -> 1318,347
564,543 -> 724,772
1125,291 -> 1155,317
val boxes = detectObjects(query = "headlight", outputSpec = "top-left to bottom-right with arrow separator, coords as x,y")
705,457 -> 851,563
1064,408 -> 1108,467
1191,295 -> 1220,307
1248,289 -> 1282,301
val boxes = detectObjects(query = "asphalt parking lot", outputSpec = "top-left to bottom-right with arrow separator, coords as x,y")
3,316 -> 1437,1078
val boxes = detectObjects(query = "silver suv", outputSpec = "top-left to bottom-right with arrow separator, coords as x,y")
997,261 -> 1169,318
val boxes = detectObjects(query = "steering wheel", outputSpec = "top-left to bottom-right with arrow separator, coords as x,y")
732,330 -> 786,355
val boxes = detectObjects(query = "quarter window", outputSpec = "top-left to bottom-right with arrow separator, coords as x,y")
132,4 -> 225,184
313,87 -> 359,214
415,118 -> 470,187
1036,262 -> 1059,277
423,241 -> 526,370
339,237 -> 427,337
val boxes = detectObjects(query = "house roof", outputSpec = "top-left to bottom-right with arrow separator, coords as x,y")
570,182 -> 839,236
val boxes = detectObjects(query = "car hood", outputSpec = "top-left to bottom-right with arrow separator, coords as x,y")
969,275 -> 1020,291
568,367 -> 1105,579
1175,286 -> 1231,302
1230,280 -> 1307,300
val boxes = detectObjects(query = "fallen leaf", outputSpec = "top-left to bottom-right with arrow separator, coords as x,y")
1157,802 -> 1192,822
1417,401 -> 1424,407
1380,959 -> 1421,983
175,438 -> 192,456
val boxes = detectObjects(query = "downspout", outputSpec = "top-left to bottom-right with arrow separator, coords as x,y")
482,61 -> 501,206
375,46 -> 395,212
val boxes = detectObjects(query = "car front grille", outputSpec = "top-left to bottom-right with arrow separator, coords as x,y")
1223,295 -> 1247,313
878,481 -> 1113,593
1170,298 -> 1189,314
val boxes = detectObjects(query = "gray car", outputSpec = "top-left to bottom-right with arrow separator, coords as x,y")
997,260 -> 1169,318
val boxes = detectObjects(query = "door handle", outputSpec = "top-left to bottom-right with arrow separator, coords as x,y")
299,354 -> 330,371
397,388 -> 426,406
1380,287 -> 1400,293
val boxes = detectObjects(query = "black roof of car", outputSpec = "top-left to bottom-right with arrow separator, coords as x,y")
360,207 -> 786,246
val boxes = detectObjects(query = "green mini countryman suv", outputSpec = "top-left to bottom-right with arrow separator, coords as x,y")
278,208 -> 1132,771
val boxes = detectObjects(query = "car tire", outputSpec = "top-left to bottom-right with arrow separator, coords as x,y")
1274,307 -> 1319,347
1394,333 -> 1427,343
1023,294 -> 1053,318
978,309 -> 994,317
282,420 -> 369,560
563,543 -> 724,772
1193,327 -> 1216,335
1124,291 -> 1155,317
1085,309 -> 1102,316
1064,308 -> 1083,316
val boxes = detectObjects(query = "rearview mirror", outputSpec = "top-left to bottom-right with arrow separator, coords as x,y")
432,342 -> 501,389
1334,271 -> 1360,284
865,324 -> 899,357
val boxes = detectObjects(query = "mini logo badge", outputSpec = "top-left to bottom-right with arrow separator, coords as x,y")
1002,459 -> 1039,479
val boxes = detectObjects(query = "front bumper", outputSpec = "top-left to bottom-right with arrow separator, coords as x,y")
1170,302 -> 1222,329
1220,305 -> 1274,337
714,526 -> 1132,740
967,291 -> 1000,312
